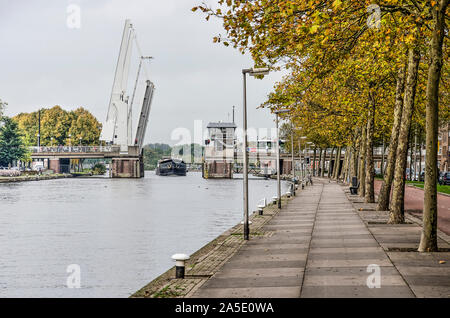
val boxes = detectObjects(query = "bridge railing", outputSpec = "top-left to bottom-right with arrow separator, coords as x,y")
30,146 -> 120,154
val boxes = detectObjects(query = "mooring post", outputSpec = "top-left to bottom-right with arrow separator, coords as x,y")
171,254 -> 190,279
272,196 -> 278,205
257,198 -> 266,215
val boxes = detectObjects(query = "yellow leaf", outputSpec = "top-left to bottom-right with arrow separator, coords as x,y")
333,0 -> 342,8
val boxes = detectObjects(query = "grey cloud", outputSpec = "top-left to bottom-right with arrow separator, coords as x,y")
0,0 -> 285,145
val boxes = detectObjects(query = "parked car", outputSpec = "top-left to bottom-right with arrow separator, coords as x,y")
439,172 -> 450,185
419,171 -> 425,182
405,168 -> 415,180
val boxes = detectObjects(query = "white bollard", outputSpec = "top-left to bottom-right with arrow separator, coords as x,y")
171,253 -> 190,279
272,196 -> 278,204
257,198 -> 266,215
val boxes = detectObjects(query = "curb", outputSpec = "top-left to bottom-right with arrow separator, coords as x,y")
406,184 -> 450,197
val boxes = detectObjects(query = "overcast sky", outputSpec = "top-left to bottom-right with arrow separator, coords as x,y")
0,0 -> 285,145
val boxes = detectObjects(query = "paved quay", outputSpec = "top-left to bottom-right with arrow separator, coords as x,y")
190,179 -> 450,298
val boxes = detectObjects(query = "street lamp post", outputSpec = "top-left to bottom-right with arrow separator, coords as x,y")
274,109 -> 291,209
306,142 -> 314,182
242,67 -> 270,240
299,136 -> 307,182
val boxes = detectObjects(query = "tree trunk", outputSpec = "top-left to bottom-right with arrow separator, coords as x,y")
334,146 -> 341,179
345,148 -> 352,182
413,131 -> 417,180
329,147 -> 335,178
377,66 -> 406,211
389,47 -> 420,224
312,147 -> 317,176
365,91 -> 376,203
340,147 -> 346,181
342,147 -> 349,182
381,138 -> 385,176
419,0 -> 447,252
359,126 -> 367,197
318,148 -> 323,177
409,133 -> 413,180
352,144 -> 359,179
347,148 -> 353,182
419,138 -> 422,177
321,147 -> 326,177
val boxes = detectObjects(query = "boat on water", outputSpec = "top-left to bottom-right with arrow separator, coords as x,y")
155,158 -> 187,176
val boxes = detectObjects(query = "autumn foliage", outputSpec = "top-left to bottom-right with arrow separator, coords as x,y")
194,0 -> 449,251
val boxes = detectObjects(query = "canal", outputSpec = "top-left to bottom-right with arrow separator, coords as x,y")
0,171 -> 289,297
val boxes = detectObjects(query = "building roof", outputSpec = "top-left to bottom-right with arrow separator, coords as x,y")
206,122 -> 237,129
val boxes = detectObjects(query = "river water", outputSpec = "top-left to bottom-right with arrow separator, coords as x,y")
0,171 -> 289,297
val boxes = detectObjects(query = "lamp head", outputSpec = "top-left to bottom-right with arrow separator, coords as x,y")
243,67 -> 270,76
249,67 -> 270,76
274,109 -> 291,115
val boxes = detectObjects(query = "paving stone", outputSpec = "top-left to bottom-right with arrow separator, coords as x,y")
309,247 -> 384,254
408,286 -> 450,298
307,259 -> 393,267
213,267 -> 304,279
224,260 -> 306,269
300,286 -> 415,298
195,286 -> 301,298
307,252 -> 388,260
230,253 -> 307,262
303,275 -> 405,287
202,276 -> 303,289
304,266 -> 400,276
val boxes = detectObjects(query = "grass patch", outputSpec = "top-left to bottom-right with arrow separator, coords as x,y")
406,181 -> 450,195
387,247 -> 450,252
153,285 -> 182,298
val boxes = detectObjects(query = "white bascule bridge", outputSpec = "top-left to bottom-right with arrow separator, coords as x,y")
31,20 -> 155,178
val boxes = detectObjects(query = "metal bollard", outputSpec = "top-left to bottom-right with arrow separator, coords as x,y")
171,253 -> 190,279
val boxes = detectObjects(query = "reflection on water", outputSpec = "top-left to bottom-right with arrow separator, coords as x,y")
0,172 -> 289,297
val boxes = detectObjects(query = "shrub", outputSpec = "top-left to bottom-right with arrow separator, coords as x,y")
92,163 -> 106,175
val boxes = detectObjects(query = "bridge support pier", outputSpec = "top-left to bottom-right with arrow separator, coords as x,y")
111,157 -> 144,178
49,159 -> 60,173
202,161 -> 233,179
